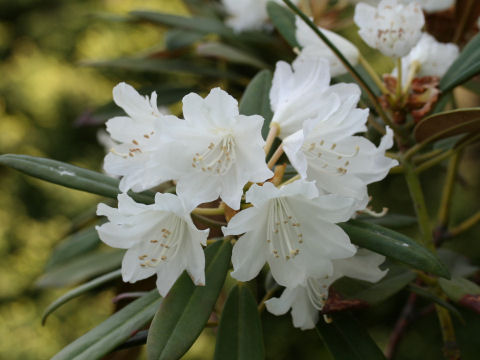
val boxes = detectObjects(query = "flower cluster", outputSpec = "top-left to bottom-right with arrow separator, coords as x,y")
96,21 -> 399,328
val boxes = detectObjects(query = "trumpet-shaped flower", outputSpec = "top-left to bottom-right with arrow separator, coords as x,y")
265,249 -> 387,330
270,58 -> 334,139
282,81 -> 398,201
295,16 -> 359,77
354,0 -> 425,58
103,82 -> 181,192
96,193 -> 208,296
393,33 -> 459,83
165,87 -> 273,210
223,181 -> 358,288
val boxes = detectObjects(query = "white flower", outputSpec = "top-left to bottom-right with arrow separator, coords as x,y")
222,0 -> 299,33
393,33 -> 459,83
354,0 -> 425,58
282,80 -> 398,201
165,87 -> 273,210
265,249 -> 387,330
295,16 -> 359,77
96,193 -> 208,296
402,0 -> 454,13
103,82 -> 181,192
223,181 -> 358,288
270,58 -> 334,139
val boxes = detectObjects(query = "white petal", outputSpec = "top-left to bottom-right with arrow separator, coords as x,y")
231,228 -> 268,282
155,258 -> 186,296
122,247 -> 156,283
265,287 -> 299,315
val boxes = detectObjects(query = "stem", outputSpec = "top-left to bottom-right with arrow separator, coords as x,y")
192,213 -> 227,227
435,305 -> 460,360
267,144 -> 284,169
415,150 -> 453,173
258,288 -> 277,313
367,115 -> 387,135
402,158 -> 433,248
449,211 -> 480,237
271,163 -> 287,186
453,0 -> 474,44
358,54 -> 390,95
413,148 -> 444,163
192,207 -> 225,216
396,58 -> 403,100
280,174 -> 300,186
437,152 -> 460,227
403,60 -> 420,94
265,122 -> 280,155
281,0 -> 396,134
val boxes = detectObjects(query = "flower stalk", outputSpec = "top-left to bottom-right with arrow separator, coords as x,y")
265,122 -> 280,155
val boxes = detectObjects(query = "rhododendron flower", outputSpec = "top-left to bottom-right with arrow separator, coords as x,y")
282,81 -> 398,201
349,0 -> 454,12
223,181 -> 358,288
295,16 -> 359,77
270,58 -> 335,139
265,249 -> 387,329
354,0 -> 425,58
166,88 -> 273,210
103,83 -> 181,192
393,33 -> 459,83
96,193 -> 208,296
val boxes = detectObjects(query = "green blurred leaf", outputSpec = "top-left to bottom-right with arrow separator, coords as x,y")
267,1 -> 299,48
414,108 -> 480,143
340,220 -> 450,278
316,312 -> 386,360
42,269 -> 121,325
0,154 -> 155,204
214,285 -> 264,360
197,42 -> 269,69
440,33 -> 480,93
359,214 -> 417,229
51,290 -> 161,360
46,226 -> 101,270
146,240 -> 232,360
37,250 -> 123,288
239,69 -> 274,139
438,277 -> 480,302
165,29 -> 204,50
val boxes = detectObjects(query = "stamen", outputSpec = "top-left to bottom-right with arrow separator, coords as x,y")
191,135 -> 236,176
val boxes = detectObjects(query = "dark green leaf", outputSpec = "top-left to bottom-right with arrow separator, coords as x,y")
316,312 -> 386,360
46,226 -> 101,270
146,240 -> 232,360
197,42 -> 269,69
42,269 -> 121,325
358,213 -> 417,229
37,251 -> 123,288
440,33 -> 480,93
165,29 -> 204,50
414,108 -> 480,143
438,277 -> 480,302
340,220 -> 450,278
214,285 -> 264,360
267,1 -> 299,48
51,290 -> 161,360
239,70 -> 274,139
0,154 -> 155,204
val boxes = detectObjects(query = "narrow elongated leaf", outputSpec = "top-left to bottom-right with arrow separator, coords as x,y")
37,251 -> 123,288
239,70 -> 274,139
440,33 -> 480,93
165,29 -> 204,50
340,220 -> 449,278
214,285 -> 264,360
316,312 -> 386,360
0,154 -> 155,204
46,226 -> 101,270
267,1 -> 299,48
146,240 -> 232,360
197,42 -> 269,69
359,214 -> 417,229
438,277 -> 480,302
414,108 -> 480,143
52,290 -> 161,360
42,269 -> 122,325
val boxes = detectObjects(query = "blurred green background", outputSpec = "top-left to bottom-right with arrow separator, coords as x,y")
1,0 -> 480,359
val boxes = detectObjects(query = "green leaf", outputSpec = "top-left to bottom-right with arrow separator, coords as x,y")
197,42 -> 269,69
214,285 -> 264,360
267,1 -> 299,48
51,290 -> 161,360
0,154 -> 155,204
438,277 -> 480,302
414,108 -> 480,143
146,240 -> 232,360
340,220 -> 450,278
358,213 -> 417,229
239,70 -> 274,139
316,312 -> 386,360
42,269 -> 121,325
165,29 -> 204,50
36,250 -> 123,288
46,226 -> 101,270
440,33 -> 480,93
